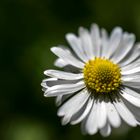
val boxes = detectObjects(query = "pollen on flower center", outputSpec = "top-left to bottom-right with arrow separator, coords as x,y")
83,58 -> 122,93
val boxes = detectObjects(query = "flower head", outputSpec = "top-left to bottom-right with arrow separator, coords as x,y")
41,24 -> 140,137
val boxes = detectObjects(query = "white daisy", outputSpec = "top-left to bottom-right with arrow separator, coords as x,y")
41,24 -> 140,137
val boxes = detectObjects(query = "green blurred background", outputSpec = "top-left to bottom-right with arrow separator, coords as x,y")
0,0 -> 140,140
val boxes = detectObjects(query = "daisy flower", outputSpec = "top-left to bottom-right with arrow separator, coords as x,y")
41,24 -> 140,137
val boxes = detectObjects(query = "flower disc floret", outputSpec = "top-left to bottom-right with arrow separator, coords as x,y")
83,58 -> 121,93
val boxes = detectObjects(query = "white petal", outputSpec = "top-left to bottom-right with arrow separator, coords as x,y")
45,80 -> 85,97
100,122 -> 111,137
106,27 -> 122,58
113,98 -> 137,127
85,100 -> 98,135
58,89 -> 89,116
55,94 -> 74,106
122,75 -> 140,88
122,75 -> 140,82
41,78 -> 57,88
121,87 -> 140,107
112,33 -> 135,63
123,81 -> 140,89
90,24 -> 101,57
51,47 -> 84,69
121,60 -> 140,72
58,89 -> 90,125
54,58 -> 68,68
42,78 -> 78,88
123,87 -> 140,98
41,81 -> 48,88
100,28 -> 109,57
55,95 -> 63,106
44,69 -> 83,80
97,100 -> 107,129
71,97 -> 93,125
119,43 -> 140,67
66,33 -> 88,62
121,66 -> 140,75
122,98 -> 140,124
78,27 -> 94,59
106,101 -> 121,128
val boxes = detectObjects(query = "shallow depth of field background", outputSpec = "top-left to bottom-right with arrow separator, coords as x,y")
0,0 -> 140,140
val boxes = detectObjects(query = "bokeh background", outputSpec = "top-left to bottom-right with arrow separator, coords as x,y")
0,0 -> 140,140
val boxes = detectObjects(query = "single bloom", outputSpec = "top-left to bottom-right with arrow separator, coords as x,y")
41,24 -> 140,137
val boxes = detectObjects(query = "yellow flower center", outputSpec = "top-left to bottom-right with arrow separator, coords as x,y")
83,58 -> 122,93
